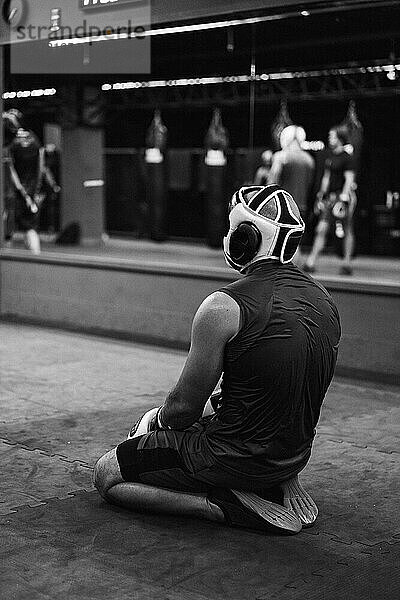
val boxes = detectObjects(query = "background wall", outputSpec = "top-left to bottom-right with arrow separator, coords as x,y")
1,253 -> 399,384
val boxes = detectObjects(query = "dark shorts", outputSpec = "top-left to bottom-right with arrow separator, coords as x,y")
15,194 -> 39,232
116,420 -> 308,494
319,192 -> 356,227
117,425 -> 228,494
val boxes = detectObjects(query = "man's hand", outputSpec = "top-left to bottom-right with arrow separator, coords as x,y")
25,195 -> 38,214
210,388 -> 223,412
202,388 -> 223,418
314,192 -> 324,215
127,407 -> 160,439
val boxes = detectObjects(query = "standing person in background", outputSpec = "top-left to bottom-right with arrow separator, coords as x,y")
2,110 -> 22,243
8,129 -> 60,254
304,125 -> 356,276
254,150 -> 273,185
268,125 -> 315,265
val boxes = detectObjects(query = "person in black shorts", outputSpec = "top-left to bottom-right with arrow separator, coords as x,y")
2,110 -> 22,242
304,125 -> 357,276
7,128 -> 60,254
94,185 -> 341,535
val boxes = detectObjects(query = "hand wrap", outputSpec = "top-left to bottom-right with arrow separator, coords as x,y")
127,406 -> 171,439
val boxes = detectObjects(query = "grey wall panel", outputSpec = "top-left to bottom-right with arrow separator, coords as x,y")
61,128 -> 105,242
329,290 -> 400,379
1,254 -> 399,382
0,258 -> 219,345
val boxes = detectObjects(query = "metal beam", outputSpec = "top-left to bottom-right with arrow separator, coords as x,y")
101,70 -> 399,109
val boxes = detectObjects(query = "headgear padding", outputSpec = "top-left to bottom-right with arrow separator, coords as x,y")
280,125 -> 306,149
223,185 -> 305,272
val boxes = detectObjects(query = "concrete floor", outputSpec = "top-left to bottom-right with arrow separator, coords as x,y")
0,322 -> 399,600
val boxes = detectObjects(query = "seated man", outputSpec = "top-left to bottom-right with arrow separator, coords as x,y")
94,185 -> 341,535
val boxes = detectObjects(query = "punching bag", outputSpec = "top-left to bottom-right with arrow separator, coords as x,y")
145,110 -> 168,242
204,109 -> 229,248
340,100 -> 363,178
271,101 -> 293,151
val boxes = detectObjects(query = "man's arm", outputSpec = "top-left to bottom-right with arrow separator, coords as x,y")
314,168 -> 330,213
159,292 -> 240,430
340,169 -> 355,201
267,152 -> 283,185
254,167 -> 265,186
319,168 -> 331,196
40,149 -> 60,193
43,166 -> 60,193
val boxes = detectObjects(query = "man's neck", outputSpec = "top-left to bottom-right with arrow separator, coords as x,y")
332,145 -> 344,155
245,259 -> 281,275
286,141 -> 301,151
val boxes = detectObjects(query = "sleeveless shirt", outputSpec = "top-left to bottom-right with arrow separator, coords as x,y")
203,260 -> 341,484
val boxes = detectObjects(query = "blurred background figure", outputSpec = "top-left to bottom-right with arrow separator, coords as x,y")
204,108 -> 230,247
254,149 -> 273,185
7,128 -> 60,254
2,110 -> 23,243
3,109 -> 23,146
304,125 -> 356,276
268,125 -> 315,265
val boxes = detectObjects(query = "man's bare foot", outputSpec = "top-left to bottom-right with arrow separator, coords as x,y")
280,476 -> 318,527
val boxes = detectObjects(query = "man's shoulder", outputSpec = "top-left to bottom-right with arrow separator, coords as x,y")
202,291 -> 240,312
302,272 -> 339,313
302,150 -> 315,167
194,292 -> 240,342
272,150 -> 286,163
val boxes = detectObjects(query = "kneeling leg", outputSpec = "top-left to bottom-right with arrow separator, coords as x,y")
93,444 -> 223,522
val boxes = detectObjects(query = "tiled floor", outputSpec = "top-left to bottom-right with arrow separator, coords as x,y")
0,323 -> 399,599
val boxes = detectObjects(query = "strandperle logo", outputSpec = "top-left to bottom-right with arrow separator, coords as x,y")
5,0 -> 151,74
15,20 -> 146,42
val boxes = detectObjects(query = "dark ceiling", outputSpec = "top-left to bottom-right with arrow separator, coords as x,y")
150,4 -> 400,79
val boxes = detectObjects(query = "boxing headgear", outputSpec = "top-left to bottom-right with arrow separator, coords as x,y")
280,125 -> 306,149
223,184 -> 305,272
